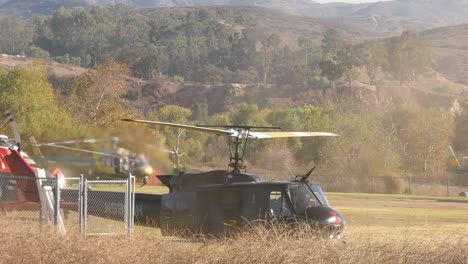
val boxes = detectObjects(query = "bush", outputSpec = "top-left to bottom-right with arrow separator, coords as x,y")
382,172 -> 405,194
173,75 -> 184,83
28,45 -> 50,59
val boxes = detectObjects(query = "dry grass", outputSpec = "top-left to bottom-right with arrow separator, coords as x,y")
1,219 -> 467,264
2,193 -> 468,263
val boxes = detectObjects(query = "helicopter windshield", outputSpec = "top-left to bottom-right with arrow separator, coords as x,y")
310,184 -> 330,207
130,154 -> 149,168
289,183 -> 322,215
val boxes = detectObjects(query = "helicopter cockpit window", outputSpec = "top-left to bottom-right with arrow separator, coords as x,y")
129,154 -> 149,169
289,184 -> 321,215
100,156 -> 113,168
138,154 -> 149,165
269,191 -> 292,217
309,184 -> 330,207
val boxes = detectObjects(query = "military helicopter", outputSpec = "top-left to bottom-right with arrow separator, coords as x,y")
29,137 -> 154,179
119,118 -> 346,238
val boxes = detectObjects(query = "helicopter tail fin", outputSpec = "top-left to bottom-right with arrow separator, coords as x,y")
448,145 -> 461,168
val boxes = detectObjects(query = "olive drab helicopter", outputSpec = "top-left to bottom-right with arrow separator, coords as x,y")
29,137 -> 154,179
120,118 -> 346,238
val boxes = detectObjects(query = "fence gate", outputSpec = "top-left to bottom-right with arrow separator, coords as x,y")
81,174 -> 135,236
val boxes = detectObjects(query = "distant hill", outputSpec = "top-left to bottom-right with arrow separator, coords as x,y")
297,0 -> 468,35
104,0 -> 468,35
0,0 -> 95,16
3,0 -> 468,35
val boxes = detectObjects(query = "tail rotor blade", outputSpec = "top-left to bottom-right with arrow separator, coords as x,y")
4,110 -> 21,149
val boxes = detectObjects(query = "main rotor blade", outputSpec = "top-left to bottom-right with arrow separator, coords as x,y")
39,144 -> 121,158
249,132 -> 338,139
121,119 -> 234,136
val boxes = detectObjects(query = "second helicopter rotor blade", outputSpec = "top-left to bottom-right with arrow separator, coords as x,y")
34,138 -> 101,146
39,144 -> 121,158
121,119 -> 235,136
249,132 -> 338,139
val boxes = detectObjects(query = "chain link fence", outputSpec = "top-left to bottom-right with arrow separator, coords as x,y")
1,173 -> 135,236
313,175 -> 468,196
0,175 -> 42,221
257,171 -> 468,196
0,173 -> 66,235
83,178 -> 134,236
60,177 -> 82,232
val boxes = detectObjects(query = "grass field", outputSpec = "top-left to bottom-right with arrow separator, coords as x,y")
1,192 -> 467,263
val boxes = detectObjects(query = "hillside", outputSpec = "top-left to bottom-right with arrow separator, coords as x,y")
139,6 -> 371,43
421,24 -> 468,85
1,55 -> 465,117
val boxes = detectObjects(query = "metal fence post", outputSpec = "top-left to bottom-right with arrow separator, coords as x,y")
83,177 -> 88,236
132,175 -> 135,235
446,179 -> 450,196
79,174 -> 84,234
407,177 -> 411,194
128,174 -> 135,236
124,173 -> 130,235
54,175 -> 60,226
39,179 -> 43,224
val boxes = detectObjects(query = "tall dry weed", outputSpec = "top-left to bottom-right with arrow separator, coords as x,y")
0,219 -> 467,264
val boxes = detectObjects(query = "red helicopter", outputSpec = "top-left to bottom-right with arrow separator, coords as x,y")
0,111 -> 40,214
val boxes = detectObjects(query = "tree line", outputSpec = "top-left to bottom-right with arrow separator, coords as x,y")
0,6 -> 431,89
0,6 -> 464,193
0,61 -> 459,191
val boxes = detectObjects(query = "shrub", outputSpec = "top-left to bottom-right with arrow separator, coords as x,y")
382,172 -> 405,194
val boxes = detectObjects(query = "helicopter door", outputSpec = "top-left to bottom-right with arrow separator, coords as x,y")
161,192 -> 194,235
269,191 -> 292,219
195,190 -> 241,235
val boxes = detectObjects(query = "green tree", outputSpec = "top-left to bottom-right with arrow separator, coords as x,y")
390,105 -> 454,175
67,58 -> 131,127
321,29 -> 344,55
386,31 -> 431,85
0,62 -> 74,142
230,104 -> 268,127
156,105 -> 207,167
0,17 -> 33,54
340,45 -> 361,88
453,98 -> 468,151
257,31 -> 281,85
319,52 -> 345,86
356,41 -> 387,86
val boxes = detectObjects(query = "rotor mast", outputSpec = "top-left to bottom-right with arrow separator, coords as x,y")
228,128 -> 248,173
198,125 -> 281,173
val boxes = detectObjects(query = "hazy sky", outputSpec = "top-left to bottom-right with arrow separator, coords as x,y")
316,0 -> 392,3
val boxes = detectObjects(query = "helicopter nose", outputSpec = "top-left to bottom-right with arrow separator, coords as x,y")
131,165 -> 154,177
142,165 -> 154,176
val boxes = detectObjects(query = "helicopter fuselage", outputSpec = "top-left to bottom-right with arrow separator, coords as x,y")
157,171 -> 345,237
60,170 -> 345,238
